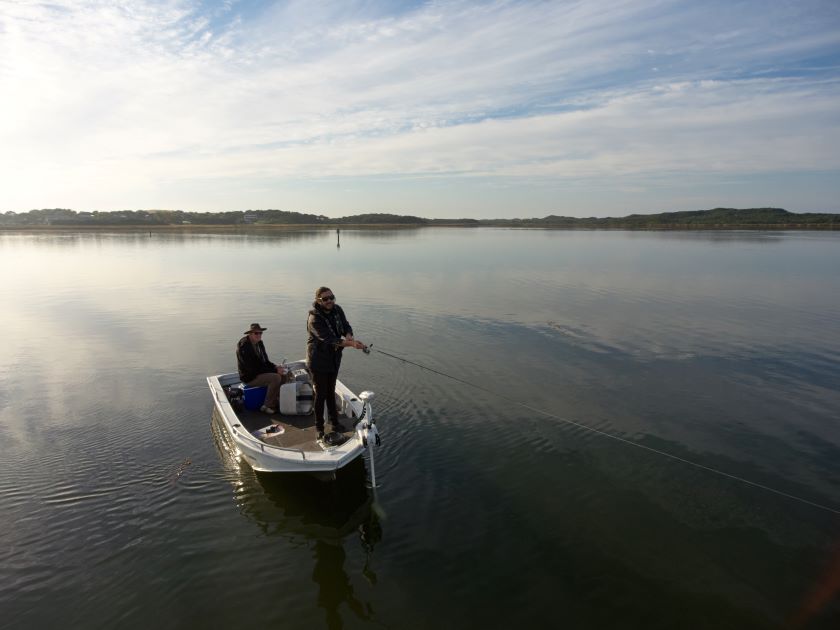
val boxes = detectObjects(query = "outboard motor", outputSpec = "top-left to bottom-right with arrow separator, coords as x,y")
356,391 -> 381,487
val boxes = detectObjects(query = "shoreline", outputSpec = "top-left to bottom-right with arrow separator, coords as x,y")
1,223 -> 837,232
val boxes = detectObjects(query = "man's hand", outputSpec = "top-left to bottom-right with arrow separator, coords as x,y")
341,337 -> 365,349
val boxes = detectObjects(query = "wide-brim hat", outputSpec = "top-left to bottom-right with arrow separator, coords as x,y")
244,323 -> 267,334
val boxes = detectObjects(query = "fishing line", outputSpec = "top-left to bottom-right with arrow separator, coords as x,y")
370,346 -> 840,516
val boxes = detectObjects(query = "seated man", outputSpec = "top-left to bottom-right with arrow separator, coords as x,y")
236,323 -> 287,414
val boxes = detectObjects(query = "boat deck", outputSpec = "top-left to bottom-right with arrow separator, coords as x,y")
236,406 -> 353,451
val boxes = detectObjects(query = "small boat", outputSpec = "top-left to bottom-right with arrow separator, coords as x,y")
207,360 -> 380,480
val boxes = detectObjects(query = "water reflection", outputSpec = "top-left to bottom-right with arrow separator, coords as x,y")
211,411 -> 382,629
312,537 -> 376,630
0,228 -> 331,249
619,229 -> 788,244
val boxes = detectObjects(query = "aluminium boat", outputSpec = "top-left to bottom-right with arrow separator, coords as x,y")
207,360 -> 380,479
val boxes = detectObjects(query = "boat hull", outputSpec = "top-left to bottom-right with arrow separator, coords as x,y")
207,369 -> 368,475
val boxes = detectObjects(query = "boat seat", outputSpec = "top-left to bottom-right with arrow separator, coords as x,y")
279,381 -> 314,415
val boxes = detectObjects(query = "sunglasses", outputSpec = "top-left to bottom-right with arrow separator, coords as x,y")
319,294 -> 336,302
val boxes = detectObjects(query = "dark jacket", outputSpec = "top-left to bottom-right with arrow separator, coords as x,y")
236,336 -> 277,383
306,302 -> 353,374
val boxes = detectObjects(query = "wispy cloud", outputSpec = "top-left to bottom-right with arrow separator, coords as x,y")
1,0 -> 838,215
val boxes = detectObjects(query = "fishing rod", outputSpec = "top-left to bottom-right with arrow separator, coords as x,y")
362,344 -> 840,517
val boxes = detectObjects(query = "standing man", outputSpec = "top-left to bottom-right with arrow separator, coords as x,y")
307,287 -> 365,440
236,323 -> 287,414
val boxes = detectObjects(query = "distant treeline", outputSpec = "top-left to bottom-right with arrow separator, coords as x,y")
0,208 -> 472,227
1,207 -> 837,228
495,207 -> 838,228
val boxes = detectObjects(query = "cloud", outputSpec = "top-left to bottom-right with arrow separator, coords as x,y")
1,0 -> 839,214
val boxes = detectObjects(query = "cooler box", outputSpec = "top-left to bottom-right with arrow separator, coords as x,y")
242,385 -> 267,410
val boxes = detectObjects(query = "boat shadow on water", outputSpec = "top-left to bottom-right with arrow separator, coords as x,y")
211,410 -> 382,627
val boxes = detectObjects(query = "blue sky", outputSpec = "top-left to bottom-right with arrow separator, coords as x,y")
1,0 -> 839,218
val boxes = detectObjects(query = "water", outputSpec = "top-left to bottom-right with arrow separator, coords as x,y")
1,228 -> 839,629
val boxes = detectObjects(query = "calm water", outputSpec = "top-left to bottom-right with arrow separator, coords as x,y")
1,228 -> 839,629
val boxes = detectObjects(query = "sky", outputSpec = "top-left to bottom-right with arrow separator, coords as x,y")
1,0 -> 839,219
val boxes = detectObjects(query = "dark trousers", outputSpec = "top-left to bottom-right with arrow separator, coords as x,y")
312,371 -> 339,431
